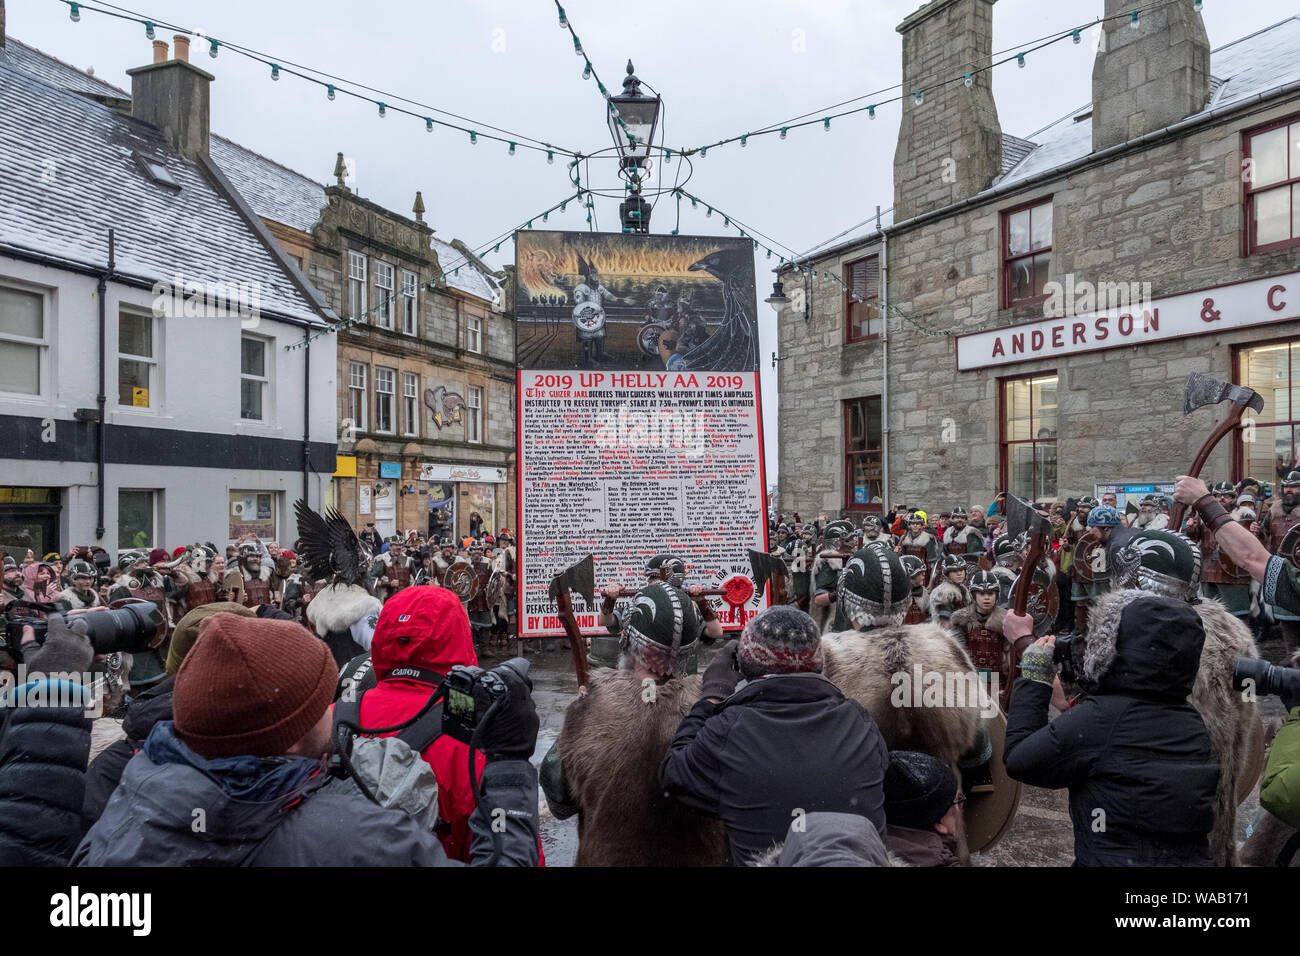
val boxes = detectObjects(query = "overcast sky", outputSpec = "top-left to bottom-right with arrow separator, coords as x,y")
10,0 -> 1293,481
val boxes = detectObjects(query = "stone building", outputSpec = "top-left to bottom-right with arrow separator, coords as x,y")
211,146 -> 515,544
777,0 -> 1300,518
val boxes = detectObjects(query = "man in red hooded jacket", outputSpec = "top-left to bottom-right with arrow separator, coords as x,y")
357,586 -> 486,863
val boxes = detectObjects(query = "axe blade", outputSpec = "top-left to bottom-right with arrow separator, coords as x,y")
1004,494 -> 1051,542
748,548 -> 788,596
1183,371 -> 1264,415
548,554 -> 596,611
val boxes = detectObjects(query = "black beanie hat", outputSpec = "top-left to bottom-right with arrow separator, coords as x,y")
883,751 -> 958,829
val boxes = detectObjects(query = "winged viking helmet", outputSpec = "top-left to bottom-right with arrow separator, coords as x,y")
294,499 -> 371,587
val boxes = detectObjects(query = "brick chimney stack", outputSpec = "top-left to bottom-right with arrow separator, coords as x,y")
152,40 -> 168,64
126,40 -> 214,159
1092,0 -> 1210,151
893,0 -> 1003,223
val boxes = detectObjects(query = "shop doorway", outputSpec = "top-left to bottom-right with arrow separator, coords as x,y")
0,487 -> 62,560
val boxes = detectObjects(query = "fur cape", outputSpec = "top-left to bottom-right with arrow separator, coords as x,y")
555,670 -> 728,867
929,579 -> 969,619
821,624 -> 982,766
909,587 -> 931,616
1085,588 -> 1262,867
306,583 -> 381,639
948,604 -> 1006,639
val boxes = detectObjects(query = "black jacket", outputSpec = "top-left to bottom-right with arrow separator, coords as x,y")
659,672 -> 888,865
0,683 -> 91,866
1004,591 -> 1218,866
82,676 -> 175,828
74,721 -> 539,866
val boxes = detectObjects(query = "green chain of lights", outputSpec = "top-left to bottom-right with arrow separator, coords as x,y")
553,1 -> 638,151
667,0 -> 1192,160
60,0 -> 580,161
285,189 -> 586,351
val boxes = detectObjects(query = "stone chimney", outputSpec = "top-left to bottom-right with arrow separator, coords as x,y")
126,43 -> 214,160
893,0 -> 1002,223
1092,0 -> 1210,151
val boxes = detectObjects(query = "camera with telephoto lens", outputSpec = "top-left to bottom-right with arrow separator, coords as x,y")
1053,632 -> 1083,684
2,599 -> 163,663
1233,657 -> 1300,703
441,657 -> 530,746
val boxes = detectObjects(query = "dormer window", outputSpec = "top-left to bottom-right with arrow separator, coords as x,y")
133,151 -> 180,191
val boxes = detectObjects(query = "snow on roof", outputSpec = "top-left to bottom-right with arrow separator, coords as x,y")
210,136 -> 328,235
3,37 -> 128,100
431,237 -> 501,301
0,53 -> 323,324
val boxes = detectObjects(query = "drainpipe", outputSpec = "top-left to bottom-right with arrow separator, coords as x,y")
879,209 -> 890,518
303,336 -> 311,508
95,230 -> 114,541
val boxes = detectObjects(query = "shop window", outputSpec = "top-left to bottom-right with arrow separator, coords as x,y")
843,396 -> 882,510
1244,116 -> 1300,255
0,285 -> 47,396
845,255 -> 881,342
1002,198 -> 1053,308
1000,373 -> 1058,501
118,311 -> 156,408
1237,340 -> 1300,479
229,491 -> 276,541
118,489 -> 156,550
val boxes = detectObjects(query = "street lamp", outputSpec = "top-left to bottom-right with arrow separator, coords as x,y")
609,60 -> 660,233
764,280 -> 791,306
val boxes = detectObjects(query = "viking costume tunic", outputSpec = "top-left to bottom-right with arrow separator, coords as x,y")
371,551 -> 417,602
1262,499 -> 1300,625
942,525 -> 984,560
55,585 -> 100,612
929,578 -> 969,626
898,529 -> 938,565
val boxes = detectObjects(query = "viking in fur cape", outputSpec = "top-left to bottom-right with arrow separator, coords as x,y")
1096,529 -> 1263,866
294,500 -> 382,668
540,582 -> 728,867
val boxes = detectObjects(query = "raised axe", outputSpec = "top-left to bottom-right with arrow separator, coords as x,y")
1167,372 -> 1264,532
548,555 -> 595,692
1004,494 -> 1054,640
748,549 -> 789,607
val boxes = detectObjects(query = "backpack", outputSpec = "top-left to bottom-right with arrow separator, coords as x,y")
331,677 -> 446,833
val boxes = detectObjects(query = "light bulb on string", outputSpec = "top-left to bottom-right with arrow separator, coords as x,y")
700,146 -> 707,158
740,134 -> 748,147
144,21 -> 155,39
327,84 -> 336,100
964,72 -> 973,88
1072,29 -> 1082,44
573,36 -> 583,55
69,3 -> 80,22
1130,10 -> 1140,29
271,64 -> 280,81
1017,53 -> 1026,68
470,130 -> 478,145
547,150 -> 555,164
705,206 -> 712,218
1194,0 -> 1203,11
868,105 -> 876,119
823,117 -> 831,132
508,142 -> 516,156
208,38 -> 219,58
780,127 -> 788,139
377,102 -> 386,117
558,5 -> 567,28
582,61 -> 592,80
665,148 -> 673,160
426,117 -> 434,132
914,89 -> 924,105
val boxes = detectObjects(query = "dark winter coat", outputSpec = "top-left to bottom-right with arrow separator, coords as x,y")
82,676 -> 174,828
73,721 -> 539,866
1004,591 -> 1218,866
659,672 -> 888,866
0,682 -> 91,866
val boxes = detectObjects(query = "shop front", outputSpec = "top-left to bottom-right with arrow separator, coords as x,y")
0,487 -> 61,560
419,462 -> 508,541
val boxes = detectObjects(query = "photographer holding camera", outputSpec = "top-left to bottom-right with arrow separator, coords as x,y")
75,612 -> 540,866
1003,595 -> 1219,866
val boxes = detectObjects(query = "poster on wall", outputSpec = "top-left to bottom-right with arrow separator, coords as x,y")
516,230 -> 768,638
229,491 -> 275,541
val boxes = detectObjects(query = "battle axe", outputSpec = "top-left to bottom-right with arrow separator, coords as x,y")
549,555 -> 595,692
1004,494 -> 1051,622
1167,372 -> 1264,531
749,549 -> 788,606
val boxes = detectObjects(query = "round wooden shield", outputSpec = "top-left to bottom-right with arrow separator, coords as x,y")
1071,531 -> 1109,584
1279,525 -> 1300,571
1011,561 -> 1059,636
442,559 -> 474,601
963,709 -> 1022,855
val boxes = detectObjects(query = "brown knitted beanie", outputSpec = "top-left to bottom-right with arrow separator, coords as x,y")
173,612 -> 336,759
166,601 -> 255,676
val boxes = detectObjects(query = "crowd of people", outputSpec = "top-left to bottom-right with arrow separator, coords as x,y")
2,474 -> 1300,869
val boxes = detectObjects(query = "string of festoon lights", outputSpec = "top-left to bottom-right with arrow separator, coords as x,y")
58,0 -> 581,161
284,189 -> 587,350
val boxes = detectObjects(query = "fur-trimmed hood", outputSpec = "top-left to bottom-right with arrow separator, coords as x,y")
306,583 -> 381,638
1079,588 -> 1204,700
929,579 -> 969,609
949,603 -> 1005,635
